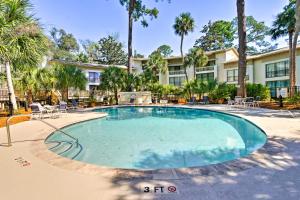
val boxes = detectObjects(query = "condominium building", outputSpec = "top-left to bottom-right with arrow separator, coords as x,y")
49,60 -> 127,99
132,46 -> 300,97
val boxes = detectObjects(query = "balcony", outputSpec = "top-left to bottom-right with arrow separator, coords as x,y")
0,89 -> 8,101
169,70 -> 185,76
196,66 -> 215,73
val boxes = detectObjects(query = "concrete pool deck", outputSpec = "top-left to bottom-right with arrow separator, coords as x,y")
0,105 -> 300,200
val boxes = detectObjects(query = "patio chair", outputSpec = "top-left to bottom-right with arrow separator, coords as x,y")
58,101 -> 68,113
44,105 -> 60,118
128,94 -> 136,105
253,96 -> 261,107
70,99 -> 78,110
30,103 -> 49,119
234,96 -> 243,107
199,96 -> 209,105
187,97 -> 197,105
226,98 -> 235,109
243,97 -> 255,108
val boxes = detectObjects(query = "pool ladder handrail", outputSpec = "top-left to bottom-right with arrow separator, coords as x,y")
5,114 -> 79,148
38,119 -> 79,148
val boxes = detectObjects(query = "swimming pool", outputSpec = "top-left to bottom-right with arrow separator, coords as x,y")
45,106 -> 267,169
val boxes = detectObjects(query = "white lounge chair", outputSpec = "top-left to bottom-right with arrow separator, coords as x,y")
30,103 -> 53,119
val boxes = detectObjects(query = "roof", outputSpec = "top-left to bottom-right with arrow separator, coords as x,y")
132,47 -> 239,62
224,46 -> 300,64
49,60 -> 128,69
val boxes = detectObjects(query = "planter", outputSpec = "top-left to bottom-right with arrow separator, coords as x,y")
89,102 -> 96,107
217,99 -> 225,104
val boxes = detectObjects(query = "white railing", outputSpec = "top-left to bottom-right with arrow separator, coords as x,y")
196,66 -> 215,73
68,90 -> 90,99
5,114 -> 79,147
169,70 -> 185,75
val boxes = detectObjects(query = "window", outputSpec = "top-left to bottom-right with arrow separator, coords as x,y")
88,72 -> 100,83
206,60 -> 216,66
169,76 -> 186,87
169,65 -> 182,71
227,69 -> 249,82
196,73 -> 214,82
266,80 -> 290,97
266,60 -> 289,78
227,69 -> 238,82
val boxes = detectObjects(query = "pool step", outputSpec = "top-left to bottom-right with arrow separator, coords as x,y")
60,142 -> 83,159
46,140 -> 83,160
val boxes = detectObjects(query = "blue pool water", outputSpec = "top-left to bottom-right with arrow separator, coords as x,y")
45,107 -> 267,169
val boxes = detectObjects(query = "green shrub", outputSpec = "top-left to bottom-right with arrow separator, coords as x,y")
246,83 -> 270,100
227,84 -> 237,100
208,82 -> 231,102
287,94 -> 300,105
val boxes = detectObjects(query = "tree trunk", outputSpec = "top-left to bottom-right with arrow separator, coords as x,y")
289,31 -> 294,97
180,35 -> 189,82
5,61 -> 18,110
127,0 -> 135,75
66,87 -> 69,102
27,89 -> 33,105
180,34 -> 191,99
114,90 -> 118,105
292,31 -> 298,96
237,0 -> 247,97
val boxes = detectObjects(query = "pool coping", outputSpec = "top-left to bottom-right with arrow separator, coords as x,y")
30,105 -> 284,180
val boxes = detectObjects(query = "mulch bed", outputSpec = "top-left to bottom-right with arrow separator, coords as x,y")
0,109 -> 31,128
260,102 -> 300,110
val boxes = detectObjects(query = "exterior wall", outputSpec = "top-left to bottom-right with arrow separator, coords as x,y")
132,48 -> 300,92
297,56 -> 300,86
215,52 -> 227,83
132,60 -> 144,74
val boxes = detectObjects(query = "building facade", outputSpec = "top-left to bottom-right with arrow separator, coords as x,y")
49,60 -> 127,99
133,47 -> 300,97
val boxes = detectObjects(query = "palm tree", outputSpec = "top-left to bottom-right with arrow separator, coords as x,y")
14,66 -> 54,108
184,47 -> 208,79
191,79 -> 207,100
236,0 -> 247,97
53,64 -> 87,101
145,50 -> 168,75
173,12 -> 195,83
99,67 -> 126,105
0,0 -> 49,111
270,0 -> 296,96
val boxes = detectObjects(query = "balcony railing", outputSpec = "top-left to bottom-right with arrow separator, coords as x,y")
88,78 -> 100,84
196,66 -> 215,73
68,90 -> 90,99
169,70 -> 185,76
68,90 -> 104,99
0,89 -> 8,101
227,75 -> 249,82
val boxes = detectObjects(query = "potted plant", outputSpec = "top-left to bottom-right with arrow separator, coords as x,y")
89,97 -> 97,107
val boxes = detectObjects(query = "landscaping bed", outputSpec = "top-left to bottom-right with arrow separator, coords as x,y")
260,102 -> 300,110
0,109 -> 31,128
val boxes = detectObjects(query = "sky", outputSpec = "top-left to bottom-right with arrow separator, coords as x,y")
31,0 -> 290,56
